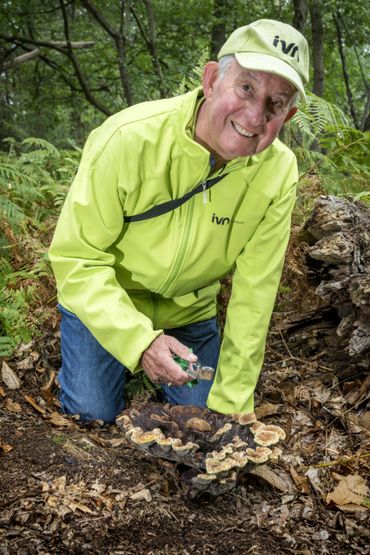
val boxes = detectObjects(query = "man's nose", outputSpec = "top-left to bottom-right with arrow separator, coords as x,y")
244,99 -> 270,129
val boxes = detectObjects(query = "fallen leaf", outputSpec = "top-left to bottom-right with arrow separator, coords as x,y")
41,370 -> 56,392
1,362 -> 20,389
0,386 -> 5,397
129,488 -> 152,502
23,394 -> 46,415
68,501 -> 95,514
48,412 -> 76,428
247,465 -> 296,493
358,412 -> 370,430
16,356 -> 35,371
290,466 -> 310,494
311,530 -> 329,540
305,467 -> 325,494
326,474 -> 369,506
5,398 -> 22,413
255,402 -> 282,419
0,442 -> 13,454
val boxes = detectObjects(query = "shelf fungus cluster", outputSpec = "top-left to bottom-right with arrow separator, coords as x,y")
116,402 -> 285,496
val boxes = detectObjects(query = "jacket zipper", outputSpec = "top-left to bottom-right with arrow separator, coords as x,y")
158,197 -> 195,297
158,162 -> 224,297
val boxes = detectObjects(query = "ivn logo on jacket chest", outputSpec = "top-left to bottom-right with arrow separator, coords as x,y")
212,213 -> 230,226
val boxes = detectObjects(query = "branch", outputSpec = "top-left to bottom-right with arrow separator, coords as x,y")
337,11 -> 369,94
81,0 -> 133,105
59,0 -> 111,115
0,35 -> 94,52
2,49 -> 40,71
81,0 -> 118,39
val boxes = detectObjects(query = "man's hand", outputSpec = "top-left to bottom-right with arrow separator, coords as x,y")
141,334 -> 197,386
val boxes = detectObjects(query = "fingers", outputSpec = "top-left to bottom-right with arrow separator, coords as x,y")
166,336 -> 198,363
141,334 -> 196,386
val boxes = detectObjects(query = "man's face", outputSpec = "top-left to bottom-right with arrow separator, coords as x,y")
196,60 -> 297,162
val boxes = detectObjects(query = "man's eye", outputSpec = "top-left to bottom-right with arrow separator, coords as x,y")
270,99 -> 285,113
242,84 -> 252,93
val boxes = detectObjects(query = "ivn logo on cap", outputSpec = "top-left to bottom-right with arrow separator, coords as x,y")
272,35 -> 299,61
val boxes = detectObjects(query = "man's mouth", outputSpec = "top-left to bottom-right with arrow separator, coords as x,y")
231,121 -> 257,138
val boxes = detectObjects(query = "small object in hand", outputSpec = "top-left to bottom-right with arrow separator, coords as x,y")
173,354 -> 215,387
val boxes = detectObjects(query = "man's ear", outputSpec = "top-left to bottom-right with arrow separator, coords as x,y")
284,106 -> 298,123
202,61 -> 219,99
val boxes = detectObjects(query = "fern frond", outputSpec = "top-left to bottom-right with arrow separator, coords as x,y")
21,137 -> 60,158
0,336 -> 13,357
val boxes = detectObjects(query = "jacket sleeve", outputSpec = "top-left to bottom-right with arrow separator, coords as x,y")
207,156 -> 297,414
48,129 -> 162,371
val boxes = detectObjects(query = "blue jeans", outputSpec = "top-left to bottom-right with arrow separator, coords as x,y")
58,305 -> 220,423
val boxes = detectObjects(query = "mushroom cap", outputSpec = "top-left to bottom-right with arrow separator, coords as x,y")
254,428 -> 282,447
245,446 -> 272,463
185,417 -> 212,432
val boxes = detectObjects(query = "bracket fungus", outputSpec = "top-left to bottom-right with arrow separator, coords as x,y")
116,402 -> 286,497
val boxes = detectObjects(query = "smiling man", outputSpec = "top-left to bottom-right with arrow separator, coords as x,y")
49,19 -> 309,422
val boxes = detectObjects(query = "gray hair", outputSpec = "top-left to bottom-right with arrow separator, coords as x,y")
218,54 -> 236,78
218,54 -> 299,108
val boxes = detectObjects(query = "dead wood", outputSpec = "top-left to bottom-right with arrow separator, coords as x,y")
282,195 -> 370,374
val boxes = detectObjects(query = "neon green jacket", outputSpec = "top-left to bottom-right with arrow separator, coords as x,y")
49,87 -> 298,414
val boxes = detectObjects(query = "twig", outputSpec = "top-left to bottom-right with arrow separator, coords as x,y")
300,452 -> 370,472
278,329 -> 294,358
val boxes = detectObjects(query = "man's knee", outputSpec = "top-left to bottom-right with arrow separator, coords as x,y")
59,387 -> 124,423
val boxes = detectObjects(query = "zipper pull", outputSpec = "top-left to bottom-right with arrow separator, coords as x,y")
202,181 -> 207,204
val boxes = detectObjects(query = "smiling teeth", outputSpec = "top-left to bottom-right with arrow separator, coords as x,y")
232,122 -> 255,138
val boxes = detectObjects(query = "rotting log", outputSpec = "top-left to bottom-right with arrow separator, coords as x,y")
282,195 -> 370,374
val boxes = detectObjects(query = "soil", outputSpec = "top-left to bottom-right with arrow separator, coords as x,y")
0,322 -> 369,555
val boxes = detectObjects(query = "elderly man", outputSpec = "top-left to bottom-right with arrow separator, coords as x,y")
49,19 -> 309,422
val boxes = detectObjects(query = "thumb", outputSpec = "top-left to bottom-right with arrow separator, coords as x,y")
166,336 -> 198,363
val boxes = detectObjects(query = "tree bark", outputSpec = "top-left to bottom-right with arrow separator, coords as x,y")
210,0 -> 233,60
333,11 -> 359,129
282,196 -> 370,375
292,0 -> 308,32
309,1 -> 324,97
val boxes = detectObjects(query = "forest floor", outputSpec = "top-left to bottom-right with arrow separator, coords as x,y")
1,308 -> 369,555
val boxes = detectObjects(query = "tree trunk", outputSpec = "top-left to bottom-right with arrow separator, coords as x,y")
292,0 -> 308,32
210,0 -> 233,60
333,11 -> 359,128
309,1 -> 324,97
81,0 -> 133,106
133,0 -> 167,98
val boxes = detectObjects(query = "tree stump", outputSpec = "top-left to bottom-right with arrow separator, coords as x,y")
282,195 -> 370,375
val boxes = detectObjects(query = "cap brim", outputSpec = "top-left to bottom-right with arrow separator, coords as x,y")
235,52 -> 306,103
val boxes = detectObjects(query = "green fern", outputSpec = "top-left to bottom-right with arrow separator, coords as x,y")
0,336 -> 13,357
285,93 -> 370,197
0,137 -> 80,357
173,51 -> 208,96
21,137 -> 61,158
